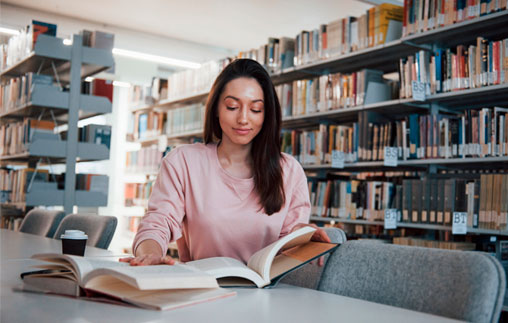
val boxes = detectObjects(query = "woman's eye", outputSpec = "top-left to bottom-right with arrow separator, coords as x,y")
251,109 -> 262,113
226,106 -> 237,110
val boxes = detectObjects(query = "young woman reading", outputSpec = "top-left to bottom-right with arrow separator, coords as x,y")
120,59 -> 330,267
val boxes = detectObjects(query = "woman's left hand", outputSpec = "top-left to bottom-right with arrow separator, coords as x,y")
290,223 -> 331,266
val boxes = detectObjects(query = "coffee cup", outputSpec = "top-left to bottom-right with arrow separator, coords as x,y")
61,230 -> 88,256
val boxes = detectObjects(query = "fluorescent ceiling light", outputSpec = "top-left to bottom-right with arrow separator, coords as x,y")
112,48 -> 201,69
0,27 -> 20,36
85,77 -> 94,82
113,81 -> 131,88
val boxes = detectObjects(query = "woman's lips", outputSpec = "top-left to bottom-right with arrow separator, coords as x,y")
234,128 -> 251,135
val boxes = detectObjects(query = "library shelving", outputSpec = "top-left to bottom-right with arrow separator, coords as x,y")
0,33 -> 113,216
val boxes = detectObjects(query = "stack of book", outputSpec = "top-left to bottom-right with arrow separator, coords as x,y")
166,103 -> 204,136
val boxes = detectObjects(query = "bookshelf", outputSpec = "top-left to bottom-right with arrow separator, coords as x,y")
0,33 -> 114,217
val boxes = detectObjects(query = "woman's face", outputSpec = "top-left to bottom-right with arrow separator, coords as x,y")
217,77 -> 265,147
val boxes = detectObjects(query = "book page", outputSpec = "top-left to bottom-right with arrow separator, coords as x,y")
186,257 -> 265,287
32,254 -> 125,284
246,226 -> 315,281
86,276 -> 236,311
83,263 -> 218,290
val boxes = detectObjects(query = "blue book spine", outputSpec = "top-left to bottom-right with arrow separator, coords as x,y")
409,114 -> 419,159
435,49 -> 443,93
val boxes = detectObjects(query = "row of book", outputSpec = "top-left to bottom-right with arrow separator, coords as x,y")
166,103 -> 204,136
239,3 -> 404,70
402,0 -> 508,37
309,173 -> 508,230
0,119 -> 58,156
1,20 -> 57,71
393,237 -> 476,251
275,69 -> 396,117
164,59 -> 232,102
0,168 -> 108,204
399,38 -> 508,98
280,107 -> 508,164
61,124 -> 112,149
125,145 -> 163,174
132,110 -> 165,140
82,78 -> 114,103
0,120 -> 111,157
0,73 -> 53,114
0,216 -> 23,231
125,181 -> 153,207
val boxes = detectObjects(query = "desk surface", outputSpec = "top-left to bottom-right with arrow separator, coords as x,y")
0,229 -> 462,323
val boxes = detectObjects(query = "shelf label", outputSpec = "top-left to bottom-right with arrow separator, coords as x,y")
412,81 -> 427,101
452,212 -> 468,235
332,150 -> 345,169
384,147 -> 398,167
384,209 -> 398,229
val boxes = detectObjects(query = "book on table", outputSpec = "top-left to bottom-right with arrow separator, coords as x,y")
21,226 -> 338,310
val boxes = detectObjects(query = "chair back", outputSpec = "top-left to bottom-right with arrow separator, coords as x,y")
19,209 -> 66,238
53,214 -> 117,249
279,227 -> 347,289
318,240 -> 506,323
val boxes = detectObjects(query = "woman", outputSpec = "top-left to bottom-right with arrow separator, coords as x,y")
121,59 -> 329,266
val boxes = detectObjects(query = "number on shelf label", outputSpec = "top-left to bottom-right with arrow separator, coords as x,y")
384,209 -> 397,229
452,212 -> 468,235
332,150 -> 345,169
412,81 -> 426,101
384,147 -> 398,167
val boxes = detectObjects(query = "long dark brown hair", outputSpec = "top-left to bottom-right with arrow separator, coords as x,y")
204,59 -> 284,215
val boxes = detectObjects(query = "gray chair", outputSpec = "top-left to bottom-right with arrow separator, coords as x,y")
53,214 -> 117,249
279,227 -> 347,289
19,208 -> 66,238
318,240 -> 506,323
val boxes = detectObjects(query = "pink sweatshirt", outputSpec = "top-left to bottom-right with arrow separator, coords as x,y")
132,143 -> 311,263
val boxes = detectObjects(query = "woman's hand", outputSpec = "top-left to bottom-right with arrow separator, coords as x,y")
291,223 -> 331,267
119,254 -> 175,266
119,239 -> 175,266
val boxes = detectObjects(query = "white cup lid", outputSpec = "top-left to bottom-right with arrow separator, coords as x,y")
61,230 -> 88,240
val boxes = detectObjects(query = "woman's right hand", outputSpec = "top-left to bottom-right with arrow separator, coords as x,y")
119,254 -> 176,266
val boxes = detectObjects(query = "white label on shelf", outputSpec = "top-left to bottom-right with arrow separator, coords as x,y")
412,81 -> 426,101
384,147 -> 398,167
438,14 -> 445,25
384,209 -> 398,229
332,150 -> 345,169
490,236 -> 497,242
357,207 -> 364,219
452,212 -> 468,235
428,17 -> 434,29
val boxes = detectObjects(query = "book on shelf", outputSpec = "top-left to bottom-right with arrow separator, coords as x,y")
0,73 -> 54,114
307,173 -> 508,231
82,79 -> 114,103
21,226 -> 337,308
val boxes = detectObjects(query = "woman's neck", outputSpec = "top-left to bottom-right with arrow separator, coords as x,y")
217,140 -> 253,179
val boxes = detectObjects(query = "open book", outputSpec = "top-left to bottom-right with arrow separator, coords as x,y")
187,226 -> 338,288
21,254 -> 234,311
22,226 -> 338,309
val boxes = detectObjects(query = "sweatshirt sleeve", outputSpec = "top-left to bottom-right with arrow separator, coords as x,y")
279,158 -> 311,238
132,150 -> 186,256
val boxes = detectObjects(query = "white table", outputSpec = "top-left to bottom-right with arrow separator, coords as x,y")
0,229 -> 462,323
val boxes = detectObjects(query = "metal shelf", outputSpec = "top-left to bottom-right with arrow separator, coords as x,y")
24,182 -> 108,207
131,91 -> 209,113
310,216 -> 508,236
0,84 -> 112,123
426,83 -> 508,109
402,10 -> 508,48
166,129 -> 203,140
270,11 -> 508,85
0,34 -> 113,82
0,141 -> 110,164
302,156 -> 508,171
